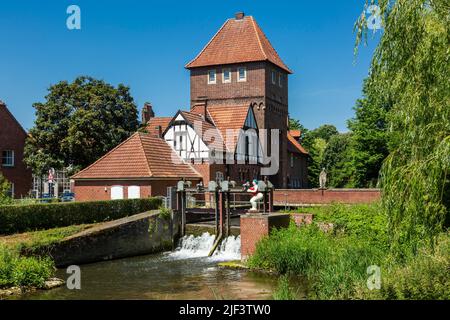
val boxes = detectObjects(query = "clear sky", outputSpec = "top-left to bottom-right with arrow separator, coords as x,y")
0,0 -> 381,132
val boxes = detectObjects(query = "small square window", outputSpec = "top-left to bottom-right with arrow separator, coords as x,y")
238,67 -> 247,82
2,150 -> 14,167
223,69 -> 231,83
279,73 -> 283,87
208,70 -> 216,84
272,70 -> 276,84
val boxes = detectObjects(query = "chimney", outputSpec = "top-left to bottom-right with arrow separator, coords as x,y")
235,12 -> 245,20
141,102 -> 155,124
0,100 -> 5,107
156,125 -> 162,138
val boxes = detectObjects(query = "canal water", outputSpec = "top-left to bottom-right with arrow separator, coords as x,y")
18,233 -> 287,300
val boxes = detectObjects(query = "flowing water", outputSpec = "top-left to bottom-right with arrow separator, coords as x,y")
17,233 -> 287,300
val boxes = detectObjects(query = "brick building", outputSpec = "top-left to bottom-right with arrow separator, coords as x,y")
0,101 -> 32,198
72,13 -> 308,201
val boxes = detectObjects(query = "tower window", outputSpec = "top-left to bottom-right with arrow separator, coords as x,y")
279,73 -> 283,87
223,69 -> 231,83
272,70 -> 276,84
238,67 -> 247,82
208,70 -> 216,84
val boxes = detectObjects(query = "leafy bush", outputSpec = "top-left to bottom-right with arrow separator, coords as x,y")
372,234 -> 450,300
0,198 -> 162,235
0,245 -> 54,288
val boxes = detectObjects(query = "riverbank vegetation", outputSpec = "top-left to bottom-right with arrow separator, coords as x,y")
0,198 -> 161,290
0,224 -> 92,290
251,203 -> 449,300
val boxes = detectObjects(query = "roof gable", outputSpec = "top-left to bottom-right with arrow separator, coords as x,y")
72,133 -> 201,180
186,16 -> 292,73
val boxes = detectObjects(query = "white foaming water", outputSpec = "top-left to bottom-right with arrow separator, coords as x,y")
169,233 -> 241,261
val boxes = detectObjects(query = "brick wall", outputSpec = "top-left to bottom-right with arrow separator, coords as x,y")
0,103 -> 32,198
240,213 -> 291,259
190,62 -> 266,107
274,189 -> 381,205
73,179 -> 200,202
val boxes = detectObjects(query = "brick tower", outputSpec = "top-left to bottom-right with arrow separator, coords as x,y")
186,12 -> 292,188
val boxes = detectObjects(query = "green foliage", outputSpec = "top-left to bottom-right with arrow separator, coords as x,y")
355,0 -> 450,254
251,204 -> 449,299
322,133 -> 354,188
24,76 -> 139,175
158,207 -> 172,221
0,173 -> 12,205
347,81 -> 390,188
273,275 -> 298,300
0,198 -> 162,235
0,245 -> 54,288
305,138 -> 327,188
373,235 -> 450,300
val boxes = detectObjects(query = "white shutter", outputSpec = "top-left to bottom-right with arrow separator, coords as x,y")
127,186 -> 141,199
111,186 -> 124,200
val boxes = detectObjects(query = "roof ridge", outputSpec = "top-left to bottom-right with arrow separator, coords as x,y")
185,19 -> 231,68
72,132 -> 141,179
138,133 -> 154,177
0,102 -> 28,136
250,16 -> 268,61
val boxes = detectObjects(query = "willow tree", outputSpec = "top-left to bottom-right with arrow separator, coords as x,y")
355,0 -> 449,255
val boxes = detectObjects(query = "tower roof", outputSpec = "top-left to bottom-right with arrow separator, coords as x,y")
186,15 -> 292,74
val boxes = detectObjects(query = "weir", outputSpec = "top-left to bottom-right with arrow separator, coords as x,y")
175,178 -> 275,257
170,233 -> 241,261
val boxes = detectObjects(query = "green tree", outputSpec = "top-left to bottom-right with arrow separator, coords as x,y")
306,138 -> 327,188
302,125 -> 340,187
0,173 -> 12,204
355,0 -> 450,254
25,76 -> 139,175
322,133 -> 354,188
347,80 -> 390,188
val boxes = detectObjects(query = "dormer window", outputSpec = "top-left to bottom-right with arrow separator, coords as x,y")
208,70 -> 216,84
223,69 -> 231,83
238,67 -> 247,82
272,70 -> 276,84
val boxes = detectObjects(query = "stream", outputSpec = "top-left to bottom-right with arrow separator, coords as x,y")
17,233 -> 298,300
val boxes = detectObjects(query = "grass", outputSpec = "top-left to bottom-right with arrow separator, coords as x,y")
0,224 -> 92,290
0,224 -> 92,254
250,203 -> 450,300
273,275 -> 298,300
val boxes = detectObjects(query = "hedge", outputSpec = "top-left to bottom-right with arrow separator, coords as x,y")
0,198 -> 162,235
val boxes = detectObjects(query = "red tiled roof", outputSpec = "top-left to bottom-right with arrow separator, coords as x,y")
287,132 -> 308,155
72,133 -> 201,180
146,117 -> 172,136
186,16 -> 292,73
206,105 -> 250,152
289,130 -> 302,139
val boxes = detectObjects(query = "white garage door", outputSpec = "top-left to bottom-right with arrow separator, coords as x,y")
111,186 -> 124,200
128,186 -> 141,199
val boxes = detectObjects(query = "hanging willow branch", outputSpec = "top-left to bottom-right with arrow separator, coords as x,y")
355,0 -> 450,257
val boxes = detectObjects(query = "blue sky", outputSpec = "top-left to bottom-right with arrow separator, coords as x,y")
0,1 -> 381,132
